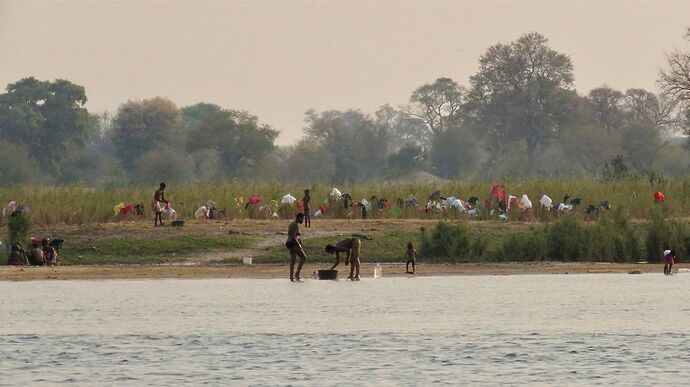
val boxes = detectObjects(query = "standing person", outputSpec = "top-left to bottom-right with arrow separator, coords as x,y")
405,242 -> 417,275
325,237 -> 362,280
152,183 -> 169,227
302,189 -> 311,228
286,213 -> 307,282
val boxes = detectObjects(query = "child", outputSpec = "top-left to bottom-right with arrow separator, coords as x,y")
405,242 -> 417,274
302,189 -> 311,228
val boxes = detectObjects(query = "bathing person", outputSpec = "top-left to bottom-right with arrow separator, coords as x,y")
325,237 -> 362,280
302,189 -> 311,228
663,246 -> 675,275
286,213 -> 307,281
405,242 -> 417,274
152,182 -> 169,227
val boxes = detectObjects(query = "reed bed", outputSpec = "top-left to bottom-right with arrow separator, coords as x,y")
0,177 -> 687,225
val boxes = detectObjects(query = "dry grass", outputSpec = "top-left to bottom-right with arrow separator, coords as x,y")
0,177 -> 686,225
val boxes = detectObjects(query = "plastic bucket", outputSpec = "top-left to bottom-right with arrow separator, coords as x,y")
242,257 -> 253,265
318,269 -> 338,280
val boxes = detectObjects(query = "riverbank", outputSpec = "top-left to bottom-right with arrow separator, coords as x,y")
0,262 -> 682,281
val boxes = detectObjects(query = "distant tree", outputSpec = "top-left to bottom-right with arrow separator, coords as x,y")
304,109 -> 388,183
587,86 -> 625,130
560,124 -> 620,175
385,145 -> 426,177
623,89 -> 679,135
0,77 -> 92,175
181,102 -> 223,131
186,107 -> 278,177
283,140 -> 337,184
468,32 -> 576,168
0,141 -> 44,185
659,28 -> 690,104
375,104 -> 430,152
110,97 -> 182,168
621,122 -> 662,171
132,146 -> 196,183
408,78 -> 465,135
429,124 -> 479,179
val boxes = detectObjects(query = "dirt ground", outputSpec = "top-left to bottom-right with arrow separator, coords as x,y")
0,262 -> 680,281
2,218 -> 679,281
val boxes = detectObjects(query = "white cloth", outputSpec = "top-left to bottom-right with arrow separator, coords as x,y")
195,206 -> 209,219
520,195 -> 532,210
2,200 -> 16,217
330,188 -> 342,200
162,203 -> 177,220
539,195 -> 552,209
281,194 -> 297,205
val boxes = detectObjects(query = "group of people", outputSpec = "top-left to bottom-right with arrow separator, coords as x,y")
7,239 -> 58,266
284,212 -> 418,281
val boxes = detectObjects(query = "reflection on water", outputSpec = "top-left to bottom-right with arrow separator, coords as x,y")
2,275 -> 690,385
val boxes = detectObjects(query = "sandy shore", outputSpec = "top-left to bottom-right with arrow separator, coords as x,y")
0,262 -> 680,281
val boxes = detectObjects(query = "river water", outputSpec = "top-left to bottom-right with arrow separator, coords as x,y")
2,274 -> 690,385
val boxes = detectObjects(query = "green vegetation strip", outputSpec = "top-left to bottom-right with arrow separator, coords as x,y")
62,235 -> 258,265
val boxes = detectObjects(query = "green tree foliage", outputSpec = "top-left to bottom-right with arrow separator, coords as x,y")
375,104 -> 430,152
133,146 -> 196,183
408,77 -> 465,135
0,141 -> 44,185
429,125 -> 479,178
385,145 -> 426,177
111,97 -> 182,168
587,86 -> 625,130
468,32 -> 576,168
283,140 -> 337,184
0,77 -> 92,176
304,109 -> 388,183
621,122 -> 662,171
560,124 -> 619,175
184,105 -> 278,177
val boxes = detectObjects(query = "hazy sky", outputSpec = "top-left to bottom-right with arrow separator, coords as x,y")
1,1 -> 689,144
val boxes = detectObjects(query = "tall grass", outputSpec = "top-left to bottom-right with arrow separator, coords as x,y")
0,177 -> 687,225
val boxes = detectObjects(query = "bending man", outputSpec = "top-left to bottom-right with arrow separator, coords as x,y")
286,213 -> 307,281
325,237 -> 362,281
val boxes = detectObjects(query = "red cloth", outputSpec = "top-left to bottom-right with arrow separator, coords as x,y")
120,204 -> 134,216
319,206 -> 326,214
248,196 -> 260,205
654,191 -> 666,203
489,184 -> 506,202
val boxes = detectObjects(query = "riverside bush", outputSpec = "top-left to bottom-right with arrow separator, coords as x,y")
7,212 -> 31,244
494,228 -> 548,262
420,222 -> 472,262
645,210 -> 688,262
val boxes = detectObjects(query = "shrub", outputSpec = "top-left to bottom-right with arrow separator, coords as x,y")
645,210 -> 688,262
420,222 -> 472,262
591,207 -> 641,262
8,211 -> 31,244
547,216 -> 591,261
495,228 -> 548,262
